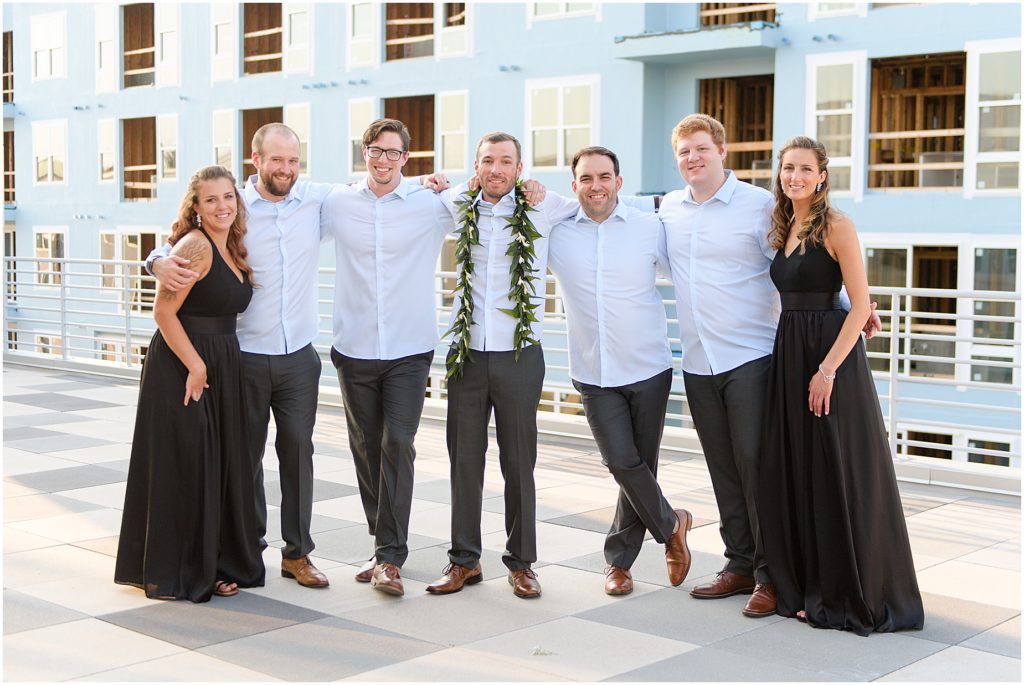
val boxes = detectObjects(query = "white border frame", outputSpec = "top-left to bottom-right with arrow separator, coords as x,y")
31,119 -> 68,186
437,89 -> 469,174
347,2 -> 380,70
30,11 -> 67,81
347,97 -> 379,177
964,38 -> 1022,199
31,225 -> 67,287
526,2 -> 601,28
523,74 -> 601,173
807,2 -> 867,22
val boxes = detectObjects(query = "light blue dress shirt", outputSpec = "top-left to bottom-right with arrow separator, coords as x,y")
321,177 -> 454,360
660,171 -> 778,376
548,201 -> 673,388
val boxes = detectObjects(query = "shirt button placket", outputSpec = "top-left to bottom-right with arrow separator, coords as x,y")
374,201 -> 386,359
595,222 -> 606,385
277,205 -> 290,353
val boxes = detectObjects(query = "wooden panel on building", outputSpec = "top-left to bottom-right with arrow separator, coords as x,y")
3,31 -> 13,102
3,130 -> 14,205
243,3 -> 283,75
699,3 -> 776,26
869,52 -> 966,189
122,117 -> 157,201
386,3 -> 434,62
699,74 -> 774,187
241,106 -> 284,180
384,95 -> 435,176
123,4 -> 155,88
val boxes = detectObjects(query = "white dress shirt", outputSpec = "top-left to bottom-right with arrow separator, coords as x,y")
147,176 -> 334,356
548,201 -> 673,387
441,187 -> 578,352
322,176 -> 453,360
660,171 -> 778,375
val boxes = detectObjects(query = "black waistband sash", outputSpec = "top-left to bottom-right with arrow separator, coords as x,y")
780,292 -> 841,311
177,314 -> 237,335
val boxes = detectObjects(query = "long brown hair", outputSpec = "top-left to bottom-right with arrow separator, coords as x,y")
169,165 -> 252,279
769,136 -> 838,254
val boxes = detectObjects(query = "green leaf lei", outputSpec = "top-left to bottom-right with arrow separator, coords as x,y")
444,180 -> 542,380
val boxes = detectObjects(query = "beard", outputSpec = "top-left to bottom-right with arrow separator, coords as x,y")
259,168 -> 297,198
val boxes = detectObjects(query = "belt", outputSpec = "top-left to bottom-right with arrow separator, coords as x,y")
178,314 -> 237,334
780,292 -> 841,311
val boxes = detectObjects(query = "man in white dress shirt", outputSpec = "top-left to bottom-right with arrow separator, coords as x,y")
547,147 -> 693,596
320,119 -> 456,597
149,124 -> 332,589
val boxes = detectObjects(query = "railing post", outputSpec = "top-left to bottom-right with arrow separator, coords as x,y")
123,261 -> 133,367
58,258 -> 69,360
888,292 -> 901,461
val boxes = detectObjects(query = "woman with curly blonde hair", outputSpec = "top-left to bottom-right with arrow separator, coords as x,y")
115,165 -> 265,602
757,137 -> 923,635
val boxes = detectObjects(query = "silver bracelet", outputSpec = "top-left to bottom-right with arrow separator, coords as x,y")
818,365 -> 836,383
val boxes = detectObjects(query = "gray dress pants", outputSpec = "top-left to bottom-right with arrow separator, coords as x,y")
683,354 -> 772,583
573,368 -> 677,569
446,344 -> 545,571
243,343 -> 322,560
331,348 -> 433,567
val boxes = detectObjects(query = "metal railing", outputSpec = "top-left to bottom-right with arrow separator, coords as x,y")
4,256 -> 1020,488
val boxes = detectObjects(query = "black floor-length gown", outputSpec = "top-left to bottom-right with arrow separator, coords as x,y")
115,228 -> 265,602
758,240 -> 924,635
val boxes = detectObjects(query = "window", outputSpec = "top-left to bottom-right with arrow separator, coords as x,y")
35,335 -> 63,357
699,2 -> 775,26
864,246 -> 908,373
904,430 -> 953,460
158,114 -> 177,180
122,117 -> 157,201
868,53 -> 965,191
385,4 -> 434,62
284,103 -> 310,176
384,95 -> 435,175
95,5 -> 117,93
241,107 -> 283,180
807,2 -> 866,20
4,130 -> 14,205
156,3 -> 179,86
348,3 -> 376,68
284,3 -> 310,73
213,109 -> 235,173
527,77 -> 597,169
99,229 -> 159,311
438,91 -> 467,171
3,31 -> 12,102
806,52 -> 866,197
31,12 -> 65,80
971,247 -> 1017,384
4,222 -> 16,299
243,2 -> 283,75
529,3 -> 596,22
33,228 -> 65,285
440,3 -> 468,57
348,98 -> 376,174
123,4 -> 156,88
32,120 -> 67,184
98,120 -> 115,182
965,40 -> 1021,194
212,3 -> 237,82
6,322 -> 16,350
699,75 -> 774,189
967,439 -> 1012,468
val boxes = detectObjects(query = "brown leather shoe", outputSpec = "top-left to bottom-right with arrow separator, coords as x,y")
689,571 -> 756,599
604,566 -> 633,596
665,508 -> 693,586
371,562 -> 404,596
281,555 -> 330,588
742,583 -> 777,617
508,568 -> 541,599
425,563 -> 483,594
355,556 -> 376,583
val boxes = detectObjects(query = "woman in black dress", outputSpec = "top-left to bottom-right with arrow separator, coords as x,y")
758,137 -> 924,635
115,166 -> 265,602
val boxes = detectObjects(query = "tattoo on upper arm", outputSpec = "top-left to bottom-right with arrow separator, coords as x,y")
174,239 -> 208,274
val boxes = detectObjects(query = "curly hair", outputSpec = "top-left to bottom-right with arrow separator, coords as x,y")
169,165 -> 252,280
768,136 -> 838,254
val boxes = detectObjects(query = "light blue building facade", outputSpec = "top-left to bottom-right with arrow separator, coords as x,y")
3,2 -> 1021,476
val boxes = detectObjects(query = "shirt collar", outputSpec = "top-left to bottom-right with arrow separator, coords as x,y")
243,174 -> 303,205
355,174 -> 409,199
573,199 -> 629,225
472,187 -> 516,209
681,170 -> 738,206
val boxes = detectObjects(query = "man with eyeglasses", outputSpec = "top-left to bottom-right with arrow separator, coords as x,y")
320,119 -> 460,596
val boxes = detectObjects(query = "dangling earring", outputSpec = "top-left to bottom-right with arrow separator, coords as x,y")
815,182 -> 823,192
195,213 -> 202,227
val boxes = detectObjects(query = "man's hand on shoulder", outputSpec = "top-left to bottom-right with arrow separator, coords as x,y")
152,254 -> 199,292
521,179 -> 546,206
422,173 -> 451,192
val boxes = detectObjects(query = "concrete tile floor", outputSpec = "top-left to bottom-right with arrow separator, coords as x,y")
2,363 -> 1020,682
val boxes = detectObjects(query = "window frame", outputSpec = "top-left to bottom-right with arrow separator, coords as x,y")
31,119 -> 68,186
347,97 -> 378,177
211,3 -> 238,83
32,225 -> 67,287
347,2 -> 379,69
964,38 -> 1022,199
284,102 -> 311,178
158,114 -> 177,181
805,50 -> 867,201
806,2 -> 867,21
30,11 -> 66,81
212,109 -> 236,177
524,74 -> 600,172
526,3 -> 600,27
97,118 -> 116,184
437,90 -> 468,173
284,2 -> 312,74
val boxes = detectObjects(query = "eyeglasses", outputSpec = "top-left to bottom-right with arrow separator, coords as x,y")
365,146 -> 406,161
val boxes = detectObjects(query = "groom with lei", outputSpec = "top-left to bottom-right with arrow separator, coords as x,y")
426,132 -> 578,599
